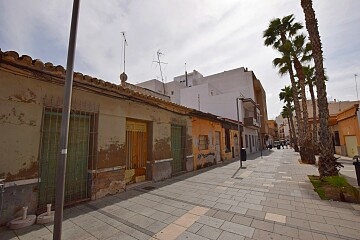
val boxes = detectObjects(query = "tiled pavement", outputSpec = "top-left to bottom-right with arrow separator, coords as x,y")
1,149 -> 360,240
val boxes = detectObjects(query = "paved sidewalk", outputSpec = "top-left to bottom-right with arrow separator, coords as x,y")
1,149 -> 360,240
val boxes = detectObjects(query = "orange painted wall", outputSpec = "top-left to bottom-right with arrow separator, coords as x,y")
337,106 -> 360,147
192,117 -> 222,170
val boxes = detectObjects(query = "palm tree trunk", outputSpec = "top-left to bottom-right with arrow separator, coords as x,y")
287,61 -> 305,159
308,80 -> 319,154
293,57 -> 315,163
286,115 -> 293,146
301,0 -> 338,176
287,103 -> 299,152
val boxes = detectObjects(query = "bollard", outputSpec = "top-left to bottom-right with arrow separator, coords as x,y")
352,155 -> 360,186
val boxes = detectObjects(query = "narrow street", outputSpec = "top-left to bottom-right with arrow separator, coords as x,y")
2,149 -> 360,240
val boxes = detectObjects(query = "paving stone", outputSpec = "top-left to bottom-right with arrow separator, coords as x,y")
197,215 -> 225,228
145,221 -> 167,233
250,219 -> 274,231
273,224 -> 299,238
150,211 -> 172,221
265,213 -> 286,223
298,229 -> 313,240
127,214 -> 156,228
171,208 -> 188,217
106,231 -> 137,240
245,209 -> 266,219
286,216 -> 310,229
84,222 -> 121,239
188,206 -> 210,216
214,202 -> 232,211
176,231 -> 210,240
335,225 -> 360,239
152,223 -> 186,240
217,231 -> 245,240
263,206 -> 292,217
204,209 -> 217,217
252,229 -> 292,240
315,209 -> 340,218
230,214 -> 253,226
187,222 -> 204,233
173,213 -> 200,228
309,221 -> 338,234
213,210 -> 234,221
229,205 -> 248,214
220,221 -> 255,238
197,225 -> 222,240
311,232 -> 328,240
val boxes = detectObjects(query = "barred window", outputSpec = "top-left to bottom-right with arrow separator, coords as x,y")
199,135 -> 209,150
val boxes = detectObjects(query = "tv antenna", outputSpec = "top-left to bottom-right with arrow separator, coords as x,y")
152,50 -> 167,94
120,31 -> 128,84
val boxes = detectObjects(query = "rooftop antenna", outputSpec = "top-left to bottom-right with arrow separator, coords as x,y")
120,31 -> 128,85
185,63 -> 188,87
153,50 -> 167,94
355,74 -> 359,104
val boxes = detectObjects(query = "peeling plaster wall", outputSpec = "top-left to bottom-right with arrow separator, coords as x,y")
192,117 -> 222,170
1,64 -> 193,223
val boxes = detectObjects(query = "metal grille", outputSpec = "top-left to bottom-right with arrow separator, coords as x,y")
171,125 -> 185,173
126,120 -> 147,169
38,97 -> 98,210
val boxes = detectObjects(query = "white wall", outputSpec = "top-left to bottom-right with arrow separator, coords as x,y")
136,79 -> 165,94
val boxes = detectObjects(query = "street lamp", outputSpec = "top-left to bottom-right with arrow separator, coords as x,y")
236,98 -> 242,168
53,1 -> 80,239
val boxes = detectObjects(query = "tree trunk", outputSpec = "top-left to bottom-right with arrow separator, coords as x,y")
293,57 -> 315,164
301,0 -> 338,176
287,116 -> 293,143
308,80 -> 319,154
287,103 -> 299,152
287,62 -> 305,160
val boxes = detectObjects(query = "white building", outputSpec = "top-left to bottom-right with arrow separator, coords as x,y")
137,67 -> 268,154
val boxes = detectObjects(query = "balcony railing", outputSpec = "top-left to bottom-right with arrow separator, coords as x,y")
244,117 -> 260,128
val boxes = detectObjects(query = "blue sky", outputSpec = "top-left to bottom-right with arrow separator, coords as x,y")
1,0 -> 359,119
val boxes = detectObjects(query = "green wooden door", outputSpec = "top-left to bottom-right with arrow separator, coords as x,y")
38,111 -> 90,209
171,125 -> 184,173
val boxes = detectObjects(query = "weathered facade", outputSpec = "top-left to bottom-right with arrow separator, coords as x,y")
191,113 -> 242,170
0,51 -> 194,225
335,104 -> 360,157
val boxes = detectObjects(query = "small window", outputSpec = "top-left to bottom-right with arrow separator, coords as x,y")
171,91 -> 174,95
225,129 -> 231,151
199,135 -> 209,150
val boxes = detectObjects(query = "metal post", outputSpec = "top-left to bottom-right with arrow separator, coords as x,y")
236,98 -> 242,168
355,74 -> 359,104
53,1 -> 80,239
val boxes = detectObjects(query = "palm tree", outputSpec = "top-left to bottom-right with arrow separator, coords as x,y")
281,106 -> 296,149
279,35 -> 315,163
279,86 -> 299,152
300,0 -> 339,176
303,65 -> 319,153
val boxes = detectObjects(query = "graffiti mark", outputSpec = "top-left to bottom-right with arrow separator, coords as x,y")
197,152 -> 215,160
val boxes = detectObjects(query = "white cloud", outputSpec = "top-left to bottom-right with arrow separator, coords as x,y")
0,0 -> 359,120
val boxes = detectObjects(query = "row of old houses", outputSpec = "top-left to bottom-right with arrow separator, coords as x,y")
272,99 -> 360,157
0,50 -> 268,225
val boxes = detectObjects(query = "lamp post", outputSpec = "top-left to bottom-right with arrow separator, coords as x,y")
53,1 -> 80,239
356,74 -> 359,103
236,98 -> 242,168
